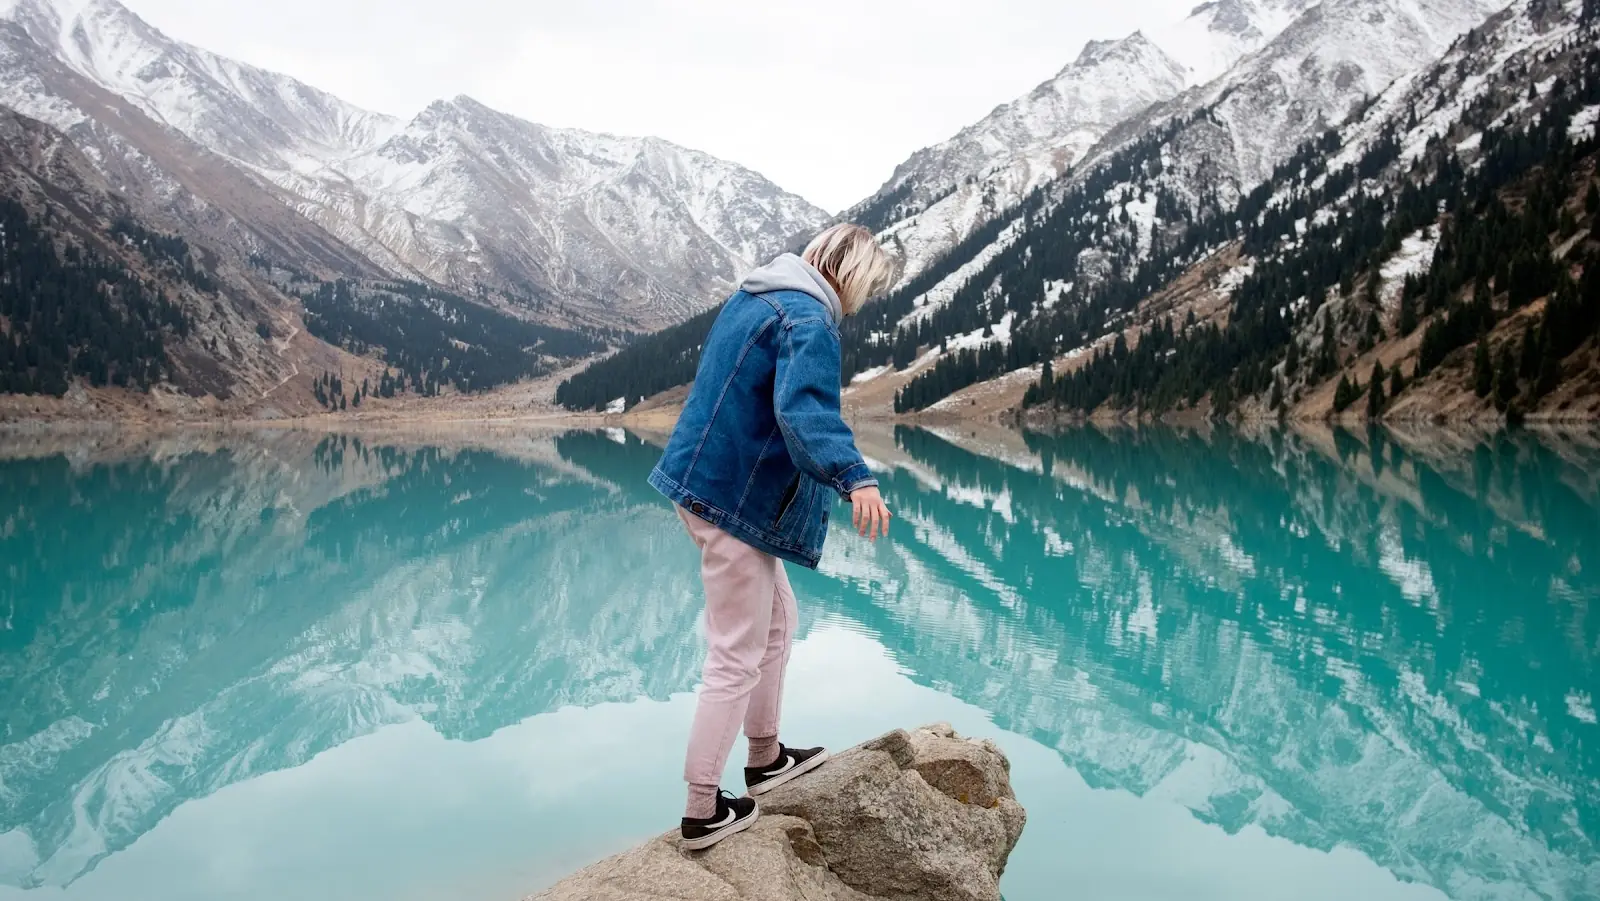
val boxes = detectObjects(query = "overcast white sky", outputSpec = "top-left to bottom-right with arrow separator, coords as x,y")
121,0 -> 1198,212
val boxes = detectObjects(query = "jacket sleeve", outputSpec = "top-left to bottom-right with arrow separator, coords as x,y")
773,317 -> 878,498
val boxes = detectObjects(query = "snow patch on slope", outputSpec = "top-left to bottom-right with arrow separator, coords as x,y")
1378,228 -> 1439,308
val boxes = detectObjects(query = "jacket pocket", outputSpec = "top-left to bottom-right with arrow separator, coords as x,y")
773,474 -> 801,527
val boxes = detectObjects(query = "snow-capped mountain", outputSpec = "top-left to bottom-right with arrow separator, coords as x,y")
1088,0 -> 1511,202
0,0 -> 399,167
0,0 -> 388,280
853,33 -> 1188,282
556,0 -> 1511,411
862,0 -> 1506,400
846,0 -> 1320,282
0,0 -> 830,329
1148,0 -> 1320,85
280,95 -> 830,326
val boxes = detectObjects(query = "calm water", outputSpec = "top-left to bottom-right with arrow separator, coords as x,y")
1,425 -> 1597,901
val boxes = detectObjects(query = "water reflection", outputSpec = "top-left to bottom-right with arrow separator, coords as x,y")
0,432 -> 705,889
0,424 -> 1595,900
842,425 -> 1598,900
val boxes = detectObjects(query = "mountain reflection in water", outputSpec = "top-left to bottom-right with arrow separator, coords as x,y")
0,424 -> 1595,901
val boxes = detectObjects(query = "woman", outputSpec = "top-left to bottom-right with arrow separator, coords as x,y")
647,223 -> 899,849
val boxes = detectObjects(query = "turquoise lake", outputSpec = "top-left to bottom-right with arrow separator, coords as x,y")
0,424 -> 1596,901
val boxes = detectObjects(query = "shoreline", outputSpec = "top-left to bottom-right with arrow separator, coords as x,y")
5,406 -> 1600,438
6,407 -> 1600,430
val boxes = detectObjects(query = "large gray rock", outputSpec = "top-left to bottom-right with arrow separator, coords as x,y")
527,724 -> 1026,901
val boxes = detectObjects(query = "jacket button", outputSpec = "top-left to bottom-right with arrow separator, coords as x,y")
690,502 -> 706,515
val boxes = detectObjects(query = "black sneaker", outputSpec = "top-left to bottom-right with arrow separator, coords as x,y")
680,790 -> 759,850
744,744 -> 829,796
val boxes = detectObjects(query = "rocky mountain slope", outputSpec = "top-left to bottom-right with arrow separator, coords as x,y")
848,33 -> 1189,281
0,107 -> 296,409
0,0 -> 387,281
0,0 -> 829,330
1025,0 -> 1598,424
313,96 -> 828,327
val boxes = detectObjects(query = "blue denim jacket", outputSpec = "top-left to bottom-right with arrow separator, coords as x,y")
648,257 -> 877,569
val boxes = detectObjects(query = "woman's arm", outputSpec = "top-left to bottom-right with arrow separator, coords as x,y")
773,317 -> 878,498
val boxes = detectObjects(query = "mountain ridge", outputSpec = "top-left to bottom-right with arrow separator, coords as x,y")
0,0 -> 829,332
843,0 -> 1324,284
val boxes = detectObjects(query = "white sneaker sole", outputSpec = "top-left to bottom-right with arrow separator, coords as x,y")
746,750 -> 830,797
680,802 -> 759,851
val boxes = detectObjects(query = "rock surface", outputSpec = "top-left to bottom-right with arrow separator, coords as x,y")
526,724 -> 1026,901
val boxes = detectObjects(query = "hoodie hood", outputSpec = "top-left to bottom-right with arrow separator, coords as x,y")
739,253 -> 842,324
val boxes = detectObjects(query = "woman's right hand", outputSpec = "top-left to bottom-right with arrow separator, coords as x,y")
850,486 -> 891,541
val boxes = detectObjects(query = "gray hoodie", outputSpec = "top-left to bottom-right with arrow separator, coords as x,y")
739,253 -> 842,324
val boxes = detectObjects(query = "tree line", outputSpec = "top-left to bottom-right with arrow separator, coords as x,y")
0,198 -> 190,396
110,216 -> 218,295
300,278 -> 608,396
1032,39 -> 1600,418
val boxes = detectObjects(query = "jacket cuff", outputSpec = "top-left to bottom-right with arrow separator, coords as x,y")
836,462 -> 878,498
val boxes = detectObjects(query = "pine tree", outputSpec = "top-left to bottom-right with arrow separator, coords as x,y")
1285,339 -> 1302,378
1388,364 -> 1406,398
1398,289 -> 1418,336
1536,345 -> 1561,397
1519,322 -> 1540,380
1367,361 -> 1386,419
1493,344 -> 1518,411
1473,337 -> 1493,397
1213,378 -> 1235,417
1334,374 -> 1359,412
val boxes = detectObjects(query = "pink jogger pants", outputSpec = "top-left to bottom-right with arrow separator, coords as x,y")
676,505 -> 799,788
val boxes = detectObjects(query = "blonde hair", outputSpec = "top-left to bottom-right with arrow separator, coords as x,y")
802,224 -> 899,316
